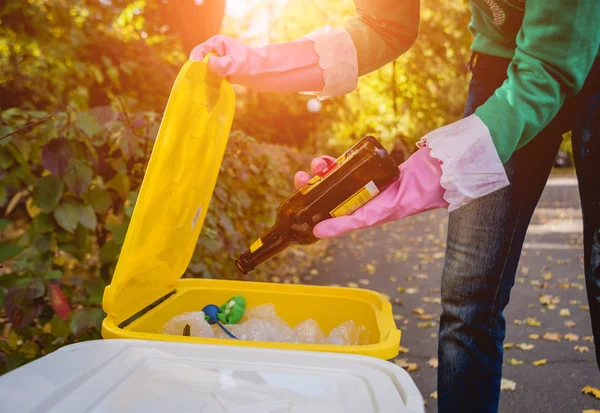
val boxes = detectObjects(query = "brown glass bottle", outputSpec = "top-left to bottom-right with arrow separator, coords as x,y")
235,136 -> 400,275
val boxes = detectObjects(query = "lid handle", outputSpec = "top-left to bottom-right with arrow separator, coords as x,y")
203,52 -> 217,64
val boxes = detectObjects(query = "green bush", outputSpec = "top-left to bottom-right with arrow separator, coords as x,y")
0,107 -> 327,374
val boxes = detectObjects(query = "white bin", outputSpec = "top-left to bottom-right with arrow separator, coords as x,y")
0,339 -> 424,413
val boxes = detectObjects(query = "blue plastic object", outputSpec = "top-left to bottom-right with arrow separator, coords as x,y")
202,304 -> 238,339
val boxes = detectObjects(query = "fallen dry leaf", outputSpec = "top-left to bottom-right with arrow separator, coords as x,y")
365,263 -> 376,275
398,346 -> 410,353
358,278 -> 370,286
503,343 -> 514,349
583,336 -> 593,342
430,391 -> 438,400
582,386 -> 600,400
559,308 -> 571,317
347,282 -> 359,288
513,319 -> 523,326
390,276 -> 397,282
394,314 -> 404,321
539,294 -> 560,306
570,300 -> 582,305
543,332 -> 561,342
427,357 -> 439,368
564,320 -> 576,328
418,321 -> 436,328
507,358 -> 523,365
422,297 -> 442,304
542,272 -> 552,280
529,334 -> 540,340
500,378 -> 517,392
575,346 -> 590,353
532,359 -> 547,366
309,269 -> 319,276
405,287 -> 419,295
526,317 -> 542,327
581,305 -> 590,311
565,333 -> 579,342
572,283 -> 585,290
394,359 -> 419,372
530,280 -> 541,286
419,314 -> 437,321
516,343 -> 534,351
413,308 -> 425,315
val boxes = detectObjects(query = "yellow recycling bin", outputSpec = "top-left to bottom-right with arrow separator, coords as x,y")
101,56 -> 402,360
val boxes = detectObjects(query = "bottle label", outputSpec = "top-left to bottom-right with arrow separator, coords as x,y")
299,153 -> 349,195
330,181 -> 380,218
250,238 -> 263,252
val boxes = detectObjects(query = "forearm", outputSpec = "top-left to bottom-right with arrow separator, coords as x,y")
475,0 -> 599,163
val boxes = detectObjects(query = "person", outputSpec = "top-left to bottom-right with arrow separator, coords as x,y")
191,1 -> 600,411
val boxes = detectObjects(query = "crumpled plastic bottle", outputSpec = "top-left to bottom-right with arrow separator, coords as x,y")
161,311 -> 214,338
326,321 -> 362,345
294,319 -> 325,344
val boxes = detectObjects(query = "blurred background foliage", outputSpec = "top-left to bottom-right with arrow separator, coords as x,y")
0,0 -> 520,373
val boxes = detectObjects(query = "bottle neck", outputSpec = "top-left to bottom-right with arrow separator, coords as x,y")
235,228 -> 289,275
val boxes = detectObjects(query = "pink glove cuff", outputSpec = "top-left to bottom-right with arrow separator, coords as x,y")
301,26 -> 358,99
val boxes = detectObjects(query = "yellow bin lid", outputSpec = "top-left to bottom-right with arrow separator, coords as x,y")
102,56 -> 235,326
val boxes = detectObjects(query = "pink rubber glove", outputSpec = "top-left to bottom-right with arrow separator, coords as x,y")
190,35 -> 324,93
190,28 -> 358,98
294,148 -> 449,239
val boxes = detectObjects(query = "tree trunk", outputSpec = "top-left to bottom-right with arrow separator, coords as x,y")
158,0 -> 226,54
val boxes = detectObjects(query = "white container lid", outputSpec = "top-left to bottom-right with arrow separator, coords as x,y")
0,339 -> 424,413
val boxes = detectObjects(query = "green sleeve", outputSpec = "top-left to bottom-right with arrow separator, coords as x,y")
474,0 -> 600,163
344,0 -> 420,76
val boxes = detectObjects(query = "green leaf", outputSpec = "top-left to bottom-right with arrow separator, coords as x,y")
0,243 -> 24,261
76,113 -> 100,136
84,187 -> 111,214
33,175 -> 64,212
0,218 -> 10,231
27,278 -> 46,299
0,126 -> 15,141
78,205 -> 97,230
106,174 -> 130,199
70,309 -> 91,335
0,186 -> 6,207
111,223 -> 129,245
99,240 -> 120,264
34,234 -> 53,253
53,203 -> 79,233
20,342 -> 40,360
74,225 -> 89,252
64,159 -> 93,195
45,270 -> 63,280
0,147 -> 14,169
51,314 -> 71,340
29,213 -> 54,240
85,277 -> 106,305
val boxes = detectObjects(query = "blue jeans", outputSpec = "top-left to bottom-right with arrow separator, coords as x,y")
438,53 -> 600,413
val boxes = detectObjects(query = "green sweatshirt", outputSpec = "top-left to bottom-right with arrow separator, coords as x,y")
343,0 -> 600,163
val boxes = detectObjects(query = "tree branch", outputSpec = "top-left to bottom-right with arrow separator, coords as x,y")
0,114 -> 55,142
